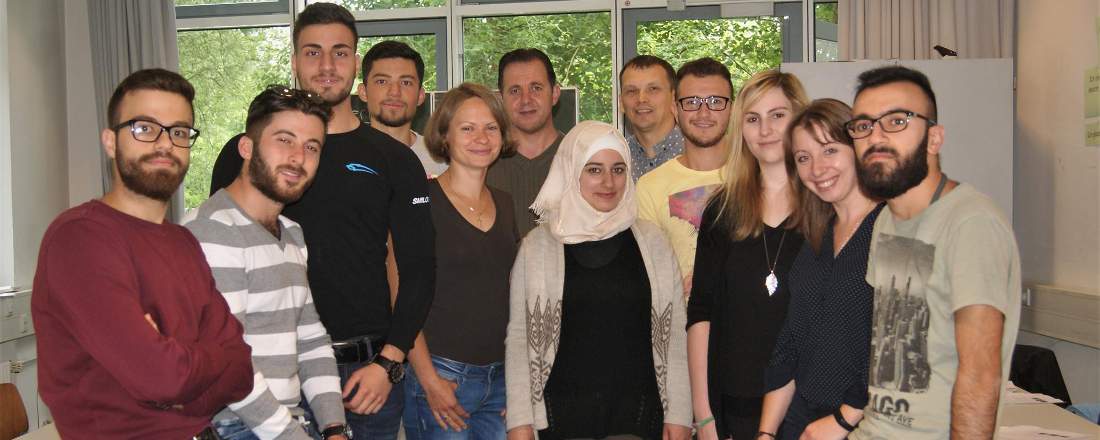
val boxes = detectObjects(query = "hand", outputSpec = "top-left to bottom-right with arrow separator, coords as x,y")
342,363 -> 393,414
144,313 -> 160,333
695,420 -> 720,440
663,423 -> 691,440
422,374 -> 470,431
799,414 -> 850,440
507,425 -> 535,440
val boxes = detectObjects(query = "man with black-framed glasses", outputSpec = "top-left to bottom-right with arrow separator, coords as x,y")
31,68 -> 254,439
637,57 -> 733,297
847,65 -> 1020,440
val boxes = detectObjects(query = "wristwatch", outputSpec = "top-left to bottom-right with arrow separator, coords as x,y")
321,424 -> 351,439
370,353 -> 406,384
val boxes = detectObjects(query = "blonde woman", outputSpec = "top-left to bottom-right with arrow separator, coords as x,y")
505,121 -> 692,440
686,70 -> 810,440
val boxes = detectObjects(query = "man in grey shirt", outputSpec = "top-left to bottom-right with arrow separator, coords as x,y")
183,86 -> 349,440
487,48 -> 564,237
620,55 -> 683,181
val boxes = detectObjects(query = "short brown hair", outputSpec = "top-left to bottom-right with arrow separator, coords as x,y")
783,98 -> 856,253
107,68 -> 195,126
620,55 -> 676,89
425,83 -> 515,163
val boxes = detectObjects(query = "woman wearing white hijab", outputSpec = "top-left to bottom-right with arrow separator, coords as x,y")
504,121 -> 692,440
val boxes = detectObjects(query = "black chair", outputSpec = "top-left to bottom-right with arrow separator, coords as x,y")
1009,344 -> 1072,408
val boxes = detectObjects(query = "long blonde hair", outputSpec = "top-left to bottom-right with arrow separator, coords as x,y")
712,69 -> 810,241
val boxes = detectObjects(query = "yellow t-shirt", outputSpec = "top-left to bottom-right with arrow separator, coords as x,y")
636,156 -> 723,278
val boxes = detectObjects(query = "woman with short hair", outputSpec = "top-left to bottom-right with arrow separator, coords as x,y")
402,82 -> 519,440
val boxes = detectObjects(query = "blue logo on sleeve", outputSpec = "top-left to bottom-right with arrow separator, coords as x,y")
346,163 -> 378,175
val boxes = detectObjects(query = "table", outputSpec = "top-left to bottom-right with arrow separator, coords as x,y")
998,403 -> 1100,439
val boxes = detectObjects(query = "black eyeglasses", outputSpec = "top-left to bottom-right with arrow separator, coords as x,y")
678,95 -> 730,112
112,119 -> 199,149
845,110 -> 936,139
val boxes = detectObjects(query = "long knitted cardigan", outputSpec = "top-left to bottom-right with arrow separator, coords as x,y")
504,220 -> 693,435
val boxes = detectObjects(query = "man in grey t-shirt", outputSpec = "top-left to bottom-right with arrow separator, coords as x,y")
841,66 -> 1021,440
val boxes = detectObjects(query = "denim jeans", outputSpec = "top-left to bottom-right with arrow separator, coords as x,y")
212,410 -> 322,440
403,355 -> 506,440
338,359 -> 406,440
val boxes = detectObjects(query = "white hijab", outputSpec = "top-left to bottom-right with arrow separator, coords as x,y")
530,120 -> 637,244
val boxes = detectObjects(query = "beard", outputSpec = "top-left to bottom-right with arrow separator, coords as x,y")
249,145 -> 310,205
116,150 -> 187,202
374,105 -> 413,128
857,132 -> 930,200
682,123 -> 727,149
299,73 -> 353,107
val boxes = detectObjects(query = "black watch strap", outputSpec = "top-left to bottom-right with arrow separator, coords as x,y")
321,424 -> 349,439
834,408 -> 857,432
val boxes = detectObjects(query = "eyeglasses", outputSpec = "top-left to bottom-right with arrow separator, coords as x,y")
112,119 -> 200,149
678,95 -> 730,112
845,110 -> 936,139
264,84 -> 322,103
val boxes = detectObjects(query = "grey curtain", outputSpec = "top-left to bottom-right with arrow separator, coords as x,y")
838,0 -> 1014,60
87,0 -> 183,221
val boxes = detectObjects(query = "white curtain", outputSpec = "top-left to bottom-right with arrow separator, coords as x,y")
87,0 -> 184,221
838,0 -> 1014,60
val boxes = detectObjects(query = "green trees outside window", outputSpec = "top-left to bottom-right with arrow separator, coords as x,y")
463,13 -> 614,124
177,27 -> 291,208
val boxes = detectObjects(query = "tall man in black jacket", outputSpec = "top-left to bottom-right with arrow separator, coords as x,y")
207,4 -> 434,439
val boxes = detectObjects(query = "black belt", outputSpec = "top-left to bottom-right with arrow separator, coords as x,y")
193,426 -> 220,440
332,335 -> 385,364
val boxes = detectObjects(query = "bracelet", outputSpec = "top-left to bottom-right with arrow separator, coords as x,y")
756,432 -> 776,439
834,408 -> 857,432
694,416 -> 715,429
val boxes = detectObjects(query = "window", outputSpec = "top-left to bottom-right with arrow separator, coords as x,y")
462,12 -> 613,122
815,2 -> 838,61
635,15 -> 782,91
313,0 -> 447,11
177,26 -> 292,208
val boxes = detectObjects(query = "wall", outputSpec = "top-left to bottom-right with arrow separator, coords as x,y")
1015,0 -> 1100,404
8,0 -> 68,288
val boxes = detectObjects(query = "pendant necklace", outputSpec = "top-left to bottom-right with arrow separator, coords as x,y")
441,174 -> 486,227
762,227 -> 788,296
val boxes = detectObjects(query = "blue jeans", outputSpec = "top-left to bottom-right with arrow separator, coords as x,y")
338,359 -> 405,440
403,355 -> 506,440
212,410 -> 322,440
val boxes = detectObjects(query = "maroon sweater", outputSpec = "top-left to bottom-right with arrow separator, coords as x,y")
31,200 -> 253,439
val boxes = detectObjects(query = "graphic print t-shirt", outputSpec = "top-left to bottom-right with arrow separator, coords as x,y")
852,184 -> 1021,440
636,156 -> 722,278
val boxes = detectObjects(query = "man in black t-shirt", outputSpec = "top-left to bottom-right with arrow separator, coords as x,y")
207,4 -> 434,440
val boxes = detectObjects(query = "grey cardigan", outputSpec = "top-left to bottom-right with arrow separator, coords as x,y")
504,220 -> 692,434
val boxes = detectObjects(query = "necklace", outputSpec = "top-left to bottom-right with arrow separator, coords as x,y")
762,227 -> 788,296
439,174 -> 488,228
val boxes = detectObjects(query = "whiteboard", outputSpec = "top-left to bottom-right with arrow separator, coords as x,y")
781,59 -> 1014,221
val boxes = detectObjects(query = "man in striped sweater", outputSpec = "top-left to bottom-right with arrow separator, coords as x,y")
183,86 -> 350,440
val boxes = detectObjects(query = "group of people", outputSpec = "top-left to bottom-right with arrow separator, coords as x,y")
29,2 -> 1022,440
